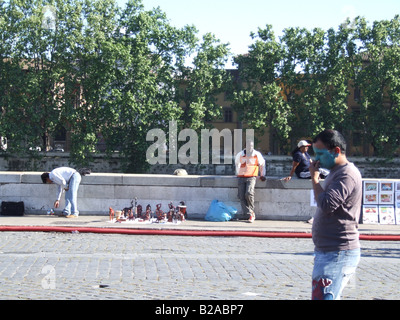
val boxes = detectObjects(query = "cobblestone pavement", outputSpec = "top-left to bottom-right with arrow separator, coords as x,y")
0,231 -> 399,300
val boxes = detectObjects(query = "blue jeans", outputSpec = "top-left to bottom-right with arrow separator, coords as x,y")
63,172 -> 81,216
312,248 -> 360,300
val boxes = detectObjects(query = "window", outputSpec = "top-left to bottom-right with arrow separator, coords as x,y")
352,132 -> 362,147
54,126 -> 67,141
223,108 -> 233,123
354,87 -> 361,102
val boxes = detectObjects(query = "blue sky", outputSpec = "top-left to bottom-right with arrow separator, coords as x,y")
117,0 -> 399,67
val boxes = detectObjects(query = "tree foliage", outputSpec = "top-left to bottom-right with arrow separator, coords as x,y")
0,0 -> 230,171
352,16 -> 400,156
233,16 -> 400,156
1,0 -> 399,172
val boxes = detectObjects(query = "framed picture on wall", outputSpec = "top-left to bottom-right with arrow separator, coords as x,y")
380,181 -> 394,192
364,181 -> 378,193
363,180 -> 379,205
362,205 -> 379,224
364,193 -> 378,205
396,193 -> 400,225
379,206 -> 396,225
379,192 -> 394,204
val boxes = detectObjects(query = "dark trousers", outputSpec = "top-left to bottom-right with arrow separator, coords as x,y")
237,177 -> 256,217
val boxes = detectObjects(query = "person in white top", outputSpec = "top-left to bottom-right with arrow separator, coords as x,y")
234,140 -> 266,223
41,167 -> 82,218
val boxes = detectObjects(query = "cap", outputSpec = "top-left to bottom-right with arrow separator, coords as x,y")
298,140 -> 311,148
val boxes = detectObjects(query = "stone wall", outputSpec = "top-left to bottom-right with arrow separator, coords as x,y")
1,152 -> 400,178
0,172 -> 317,221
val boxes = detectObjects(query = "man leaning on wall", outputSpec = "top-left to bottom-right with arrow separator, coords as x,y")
235,140 -> 266,223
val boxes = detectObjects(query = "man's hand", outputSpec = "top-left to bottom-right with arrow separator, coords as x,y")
309,161 -> 321,183
54,200 -> 60,209
309,160 -> 324,201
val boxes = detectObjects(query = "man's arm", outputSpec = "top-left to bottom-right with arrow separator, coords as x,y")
284,161 -> 300,181
256,151 -> 266,180
234,152 -> 242,175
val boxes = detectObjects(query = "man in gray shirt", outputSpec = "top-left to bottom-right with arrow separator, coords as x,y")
309,129 -> 362,300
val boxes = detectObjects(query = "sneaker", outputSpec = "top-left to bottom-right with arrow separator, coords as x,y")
248,212 -> 255,223
66,214 -> 78,218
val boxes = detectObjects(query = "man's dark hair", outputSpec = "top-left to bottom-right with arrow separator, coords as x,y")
41,172 -> 50,184
313,129 -> 347,153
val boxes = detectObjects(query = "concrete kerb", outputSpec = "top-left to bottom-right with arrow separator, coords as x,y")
0,215 -> 399,240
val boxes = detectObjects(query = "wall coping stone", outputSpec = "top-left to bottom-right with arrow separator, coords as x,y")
1,171 -> 317,189
2,171 -> 399,187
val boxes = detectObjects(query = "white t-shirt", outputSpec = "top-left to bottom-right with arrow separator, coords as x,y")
49,167 -> 76,200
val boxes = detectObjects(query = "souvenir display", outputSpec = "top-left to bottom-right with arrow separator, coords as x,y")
108,199 -> 187,224
155,203 -> 166,222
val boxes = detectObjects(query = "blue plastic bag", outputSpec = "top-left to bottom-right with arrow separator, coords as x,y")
205,200 -> 237,222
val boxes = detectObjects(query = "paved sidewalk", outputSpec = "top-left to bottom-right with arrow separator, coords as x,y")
0,215 -> 399,301
0,214 -> 399,236
0,230 -> 399,300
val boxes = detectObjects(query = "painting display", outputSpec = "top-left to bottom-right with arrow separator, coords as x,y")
362,180 -> 398,225
379,181 -> 394,205
378,206 -> 396,224
363,181 -> 379,205
395,182 -> 400,225
362,205 -> 379,224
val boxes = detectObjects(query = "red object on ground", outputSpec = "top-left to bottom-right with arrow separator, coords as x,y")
0,225 -> 399,241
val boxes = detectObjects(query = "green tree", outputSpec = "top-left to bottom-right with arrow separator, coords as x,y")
232,20 -> 391,155
99,0 -> 232,172
232,25 -> 290,152
98,0 -> 192,172
353,16 -> 400,156
293,23 -> 357,141
180,32 -> 230,130
100,0 -> 233,172
278,27 -> 326,146
0,0 -> 232,172
0,0 -> 62,155
58,0 -> 124,166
